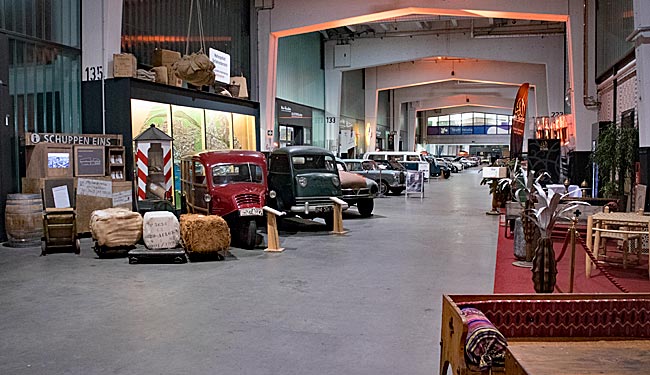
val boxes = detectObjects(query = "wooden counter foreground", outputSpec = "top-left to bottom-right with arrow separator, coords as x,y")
505,340 -> 650,375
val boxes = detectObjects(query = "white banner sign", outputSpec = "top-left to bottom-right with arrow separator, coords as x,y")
112,190 -> 133,206
209,48 -> 230,84
77,178 -> 113,198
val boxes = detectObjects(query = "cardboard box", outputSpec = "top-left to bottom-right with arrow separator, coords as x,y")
482,167 -> 508,179
153,49 -> 181,67
113,53 -> 136,78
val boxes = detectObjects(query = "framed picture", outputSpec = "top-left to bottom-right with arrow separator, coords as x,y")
74,146 -> 105,177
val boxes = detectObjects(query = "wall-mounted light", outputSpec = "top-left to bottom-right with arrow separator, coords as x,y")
565,87 -> 572,104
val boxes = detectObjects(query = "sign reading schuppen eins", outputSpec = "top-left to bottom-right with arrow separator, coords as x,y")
25,132 -> 122,146
510,83 -> 530,159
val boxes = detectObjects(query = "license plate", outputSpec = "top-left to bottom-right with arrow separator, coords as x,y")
239,207 -> 263,216
315,206 -> 332,213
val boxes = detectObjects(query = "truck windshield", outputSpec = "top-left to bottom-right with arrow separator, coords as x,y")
212,163 -> 263,184
291,155 -> 336,171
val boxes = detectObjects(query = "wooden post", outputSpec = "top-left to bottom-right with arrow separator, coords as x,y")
586,214 -> 593,277
329,197 -> 348,235
569,218 -> 577,293
263,206 -> 285,252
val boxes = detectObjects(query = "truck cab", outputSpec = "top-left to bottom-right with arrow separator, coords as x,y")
180,150 -> 267,249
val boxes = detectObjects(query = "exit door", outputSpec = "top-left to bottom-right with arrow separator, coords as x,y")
0,33 -> 16,242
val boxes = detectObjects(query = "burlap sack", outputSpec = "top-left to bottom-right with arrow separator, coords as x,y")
173,52 -> 215,86
91,208 -> 143,247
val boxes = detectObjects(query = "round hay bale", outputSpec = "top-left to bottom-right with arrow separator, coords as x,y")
180,214 -> 230,253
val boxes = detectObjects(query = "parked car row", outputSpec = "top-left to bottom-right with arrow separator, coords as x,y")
180,146 -> 381,249
180,147 -> 482,249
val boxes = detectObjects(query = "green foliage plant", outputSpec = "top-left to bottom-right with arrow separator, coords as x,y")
592,123 -> 639,197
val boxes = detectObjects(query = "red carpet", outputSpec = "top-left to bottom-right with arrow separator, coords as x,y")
493,222 -> 650,293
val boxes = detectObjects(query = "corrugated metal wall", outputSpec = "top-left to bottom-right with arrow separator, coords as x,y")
276,32 -> 324,110
340,69 -> 364,120
596,0 -> 634,78
121,0 -> 250,78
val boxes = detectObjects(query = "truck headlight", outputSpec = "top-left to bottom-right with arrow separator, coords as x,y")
203,194 -> 212,203
332,176 -> 340,186
298,177 -> 308,188
269,190 -> 277,198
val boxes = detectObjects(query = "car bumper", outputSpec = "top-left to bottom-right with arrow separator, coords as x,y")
290,200 -> 348,214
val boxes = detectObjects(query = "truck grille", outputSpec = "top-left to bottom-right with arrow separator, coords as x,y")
235,193 -> 260,206
295,196 -> 334,206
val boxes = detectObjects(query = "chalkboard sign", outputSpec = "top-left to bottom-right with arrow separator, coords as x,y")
74,146 -> 105,176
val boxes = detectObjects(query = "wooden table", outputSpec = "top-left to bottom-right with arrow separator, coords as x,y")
505,340 -> 650,375
586,212 -> 650,278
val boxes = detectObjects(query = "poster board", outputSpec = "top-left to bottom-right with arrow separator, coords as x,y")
405,171 -> 424,198
74,146 -> 105,177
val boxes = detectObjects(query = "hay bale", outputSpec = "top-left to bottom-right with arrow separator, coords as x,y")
91,208 -> 143,247
180,214 -> 230,253
143,211 -> 180,249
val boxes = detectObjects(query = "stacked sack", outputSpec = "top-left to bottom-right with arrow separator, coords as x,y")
90,208 -> 143,247
142,211 -> 180,250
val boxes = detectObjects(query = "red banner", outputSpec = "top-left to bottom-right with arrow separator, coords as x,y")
509,83 -> 529,159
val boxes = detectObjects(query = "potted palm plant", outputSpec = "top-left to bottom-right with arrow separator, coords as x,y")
527,184 -> 587,293
499,163 -> 548,265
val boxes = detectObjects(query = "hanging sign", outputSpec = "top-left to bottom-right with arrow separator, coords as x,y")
209,48 -> 231,84
509,83 -> 529,160
26,132 -> 121,146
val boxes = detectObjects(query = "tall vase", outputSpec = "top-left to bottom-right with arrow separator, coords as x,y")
521,200 -> 540,262
532,236 -> 557,293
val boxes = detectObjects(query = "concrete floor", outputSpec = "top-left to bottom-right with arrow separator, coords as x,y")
0,170 -> 499,375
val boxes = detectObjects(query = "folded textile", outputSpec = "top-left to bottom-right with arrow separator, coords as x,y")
461,307 -> 508,371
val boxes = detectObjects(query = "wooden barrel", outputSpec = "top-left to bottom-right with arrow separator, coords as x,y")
5,194 -> 43,248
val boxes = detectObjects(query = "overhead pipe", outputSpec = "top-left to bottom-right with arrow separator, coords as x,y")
583,0 -> 600,108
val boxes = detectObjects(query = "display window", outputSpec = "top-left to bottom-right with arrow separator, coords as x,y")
205,109 -> 233,150
233,113 -> 256,150
171,105 -> 206,160
131,99 -> 172,138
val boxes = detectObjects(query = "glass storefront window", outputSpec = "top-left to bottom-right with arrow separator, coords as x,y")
461,113 -> 473,126
473,113 -> 485,125
449,114 -> 461,126
425,112 -> 511,137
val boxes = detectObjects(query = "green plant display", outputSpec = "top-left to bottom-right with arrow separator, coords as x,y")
592,123 -> 639,197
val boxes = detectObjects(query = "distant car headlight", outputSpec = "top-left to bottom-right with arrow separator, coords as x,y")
298,176 -> 308,188
203,194 -> 212,203
269,190 -> 277,198
332,176 -> 340,186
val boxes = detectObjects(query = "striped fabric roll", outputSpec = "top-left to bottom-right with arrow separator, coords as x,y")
461,307 -> 508,371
